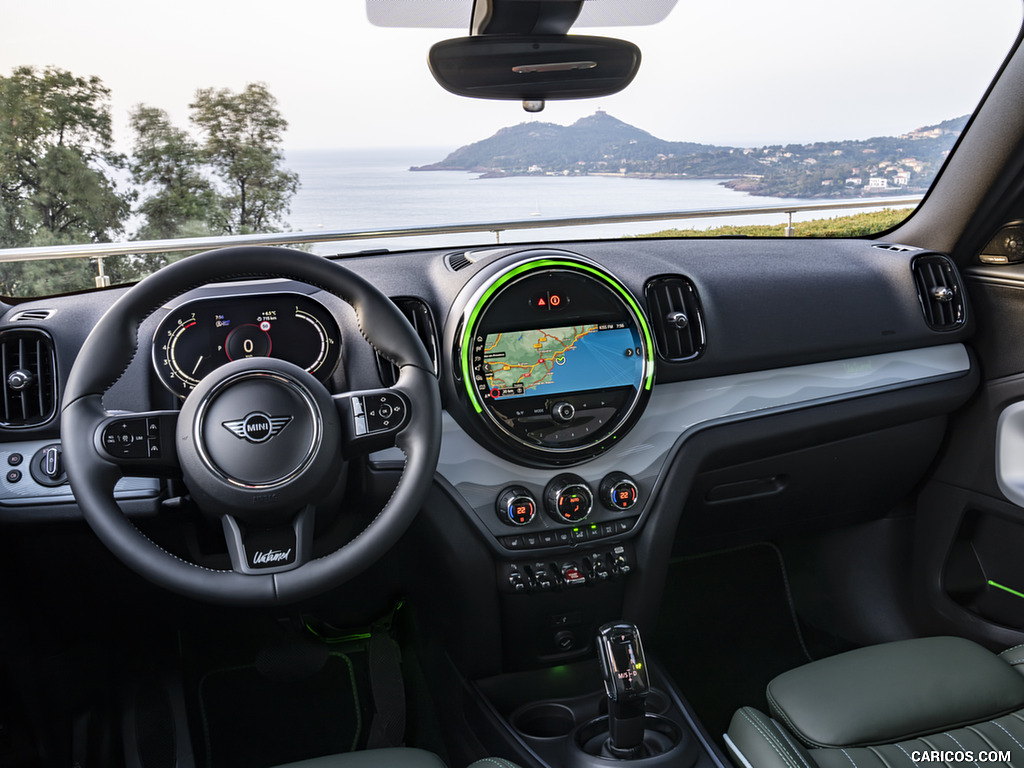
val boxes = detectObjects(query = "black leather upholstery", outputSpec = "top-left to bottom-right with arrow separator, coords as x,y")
271,748 -> 522,768
726,637 -> 1024,768
272,749 -> 447,768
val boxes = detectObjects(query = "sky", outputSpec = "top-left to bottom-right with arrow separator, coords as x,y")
0,0 -> 1021,153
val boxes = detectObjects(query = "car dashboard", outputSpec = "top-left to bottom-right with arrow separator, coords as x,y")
0,236 -> 975,583
0,233 -> 986,768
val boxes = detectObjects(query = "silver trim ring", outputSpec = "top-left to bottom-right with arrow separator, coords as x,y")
192,370 -> 323,490
463,260 -> 652,456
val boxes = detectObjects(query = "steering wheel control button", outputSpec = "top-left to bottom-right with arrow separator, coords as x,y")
101,417 -> 166,460
496,486 -> 537,526
103,419 -> 151,459
364,392 -> 407,433
600,472 -> 639,511
351,392 -> 408,436
545,474 -> 593,524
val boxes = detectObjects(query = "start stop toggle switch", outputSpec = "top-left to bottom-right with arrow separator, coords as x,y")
562,563 -> 587,587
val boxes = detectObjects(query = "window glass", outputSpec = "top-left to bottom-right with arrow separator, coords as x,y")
0,0 -> 1020,296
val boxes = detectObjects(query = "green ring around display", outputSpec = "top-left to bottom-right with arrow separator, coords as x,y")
460,259 -> 656,414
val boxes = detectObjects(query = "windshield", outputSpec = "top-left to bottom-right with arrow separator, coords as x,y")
0,0 -> 1020,297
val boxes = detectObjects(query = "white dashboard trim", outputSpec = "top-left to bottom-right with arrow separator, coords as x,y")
416,343 -> 971,541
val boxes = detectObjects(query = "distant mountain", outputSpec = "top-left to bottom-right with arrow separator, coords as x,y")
413,111 -> 969,199
411,111 -> 719,174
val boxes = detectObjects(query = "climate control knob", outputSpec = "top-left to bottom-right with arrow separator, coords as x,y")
600,472 -> 639,511
545,474 -> 593,524
496,486 -> 537,526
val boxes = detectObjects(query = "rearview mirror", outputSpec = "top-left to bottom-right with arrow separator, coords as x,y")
428,35 -> 641,102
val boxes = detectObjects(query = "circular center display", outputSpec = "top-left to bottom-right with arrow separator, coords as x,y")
460,257 -> 654,465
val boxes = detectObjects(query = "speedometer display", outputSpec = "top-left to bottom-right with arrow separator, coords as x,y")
152,293 -> 340,397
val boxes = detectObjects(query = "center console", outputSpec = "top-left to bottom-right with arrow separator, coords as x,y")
470,623 -> 726,768
423,250 -> 730,768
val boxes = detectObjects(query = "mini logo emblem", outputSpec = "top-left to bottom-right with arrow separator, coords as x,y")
222,412 -> 292,444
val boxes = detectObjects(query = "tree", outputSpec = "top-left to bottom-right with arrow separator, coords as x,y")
129,105 -> 223,240
0,66 -> 132,248
190,83 -> 299,234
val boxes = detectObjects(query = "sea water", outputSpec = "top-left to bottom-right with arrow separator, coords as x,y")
284,148 -> 830,255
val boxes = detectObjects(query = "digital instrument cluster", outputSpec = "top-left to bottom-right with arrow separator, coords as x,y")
457,255 -> 654,465
152,293 -> 341,397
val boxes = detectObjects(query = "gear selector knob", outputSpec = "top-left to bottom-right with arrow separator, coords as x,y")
597,621 -> 650,758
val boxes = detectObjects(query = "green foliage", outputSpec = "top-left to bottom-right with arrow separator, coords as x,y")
0,66 -> 133,248
0,258 -> 96,297
129,105 -> 223,240
640,208 -> 913,239
130,83 -> 300,242
190,83 -> 299,234
0,70 -> 302,296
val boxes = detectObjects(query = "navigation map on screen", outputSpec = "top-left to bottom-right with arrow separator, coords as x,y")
483,323 -> 643,399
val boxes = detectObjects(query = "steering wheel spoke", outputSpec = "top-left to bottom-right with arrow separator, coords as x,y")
221,506 -> 315,575
334,386 -> 411,457
95,410 -> 180,476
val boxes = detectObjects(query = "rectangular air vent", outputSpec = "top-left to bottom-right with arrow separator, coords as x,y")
913,254 -> 966,331
10,309 -> 55,322
645,276 -> 706,361
446,251 -> 473,271
376,298 -> 438,387
0,329 -> 57,428
872,243 -> 919,253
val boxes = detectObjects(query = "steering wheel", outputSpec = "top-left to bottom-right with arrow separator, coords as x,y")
60,246 -> 441,606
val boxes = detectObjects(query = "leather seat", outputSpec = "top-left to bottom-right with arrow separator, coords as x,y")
272,748 -> 521,768
726,636 -> 1024,768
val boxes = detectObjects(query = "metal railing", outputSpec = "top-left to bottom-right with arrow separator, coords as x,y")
0,195 -> 924,286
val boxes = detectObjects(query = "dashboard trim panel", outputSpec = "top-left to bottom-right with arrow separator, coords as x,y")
406,343 -> 972,554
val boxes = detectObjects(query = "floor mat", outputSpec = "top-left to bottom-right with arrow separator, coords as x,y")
651,543 -> 812,744
198,652 -> 361,768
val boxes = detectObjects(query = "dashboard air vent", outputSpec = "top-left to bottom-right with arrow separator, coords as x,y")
10,308 -> 55,322
446,251 -> 473,271
645,276 -> 706,361
872,243 -> 919,253
913,254 -> 966,331
376,298 -> 438,386
0,329 -> 57,428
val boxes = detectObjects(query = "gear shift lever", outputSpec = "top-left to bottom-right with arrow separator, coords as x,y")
596,621 -> 651,758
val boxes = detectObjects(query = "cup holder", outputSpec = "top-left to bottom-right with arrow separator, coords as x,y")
597,689 -> 671,717
511,702 -> 577,739
575,714 -> 699,766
